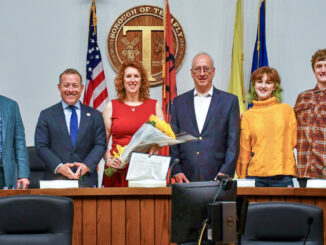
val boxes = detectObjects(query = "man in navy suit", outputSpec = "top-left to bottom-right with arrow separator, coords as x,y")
170,53 -> 240,183
35,68 -> 106,187
0,96 -> 30,189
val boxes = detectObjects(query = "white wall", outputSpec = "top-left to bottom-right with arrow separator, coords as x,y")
1,0 -> 325,145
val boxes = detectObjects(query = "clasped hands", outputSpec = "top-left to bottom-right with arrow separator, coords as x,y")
57,162 -> 90,179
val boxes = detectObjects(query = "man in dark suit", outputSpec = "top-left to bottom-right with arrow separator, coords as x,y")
35,68 -> 107,187
0,96 -> 30,189
170,52 -> 240,183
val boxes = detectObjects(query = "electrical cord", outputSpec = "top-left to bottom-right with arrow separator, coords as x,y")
198,218 -> 208,245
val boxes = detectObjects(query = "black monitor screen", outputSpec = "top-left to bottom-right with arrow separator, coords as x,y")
171,180 -> 237,243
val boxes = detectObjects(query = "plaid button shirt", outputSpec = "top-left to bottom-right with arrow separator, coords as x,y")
294,85 -> 326,178
0,109 -> 2,163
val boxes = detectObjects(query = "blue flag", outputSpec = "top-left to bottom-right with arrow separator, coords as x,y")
248,0 -> 268,108
251,0 -> 268,73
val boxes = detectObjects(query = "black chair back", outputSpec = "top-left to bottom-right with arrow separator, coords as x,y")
27,146 -> 45,188
0,195 -> 73,245
240,202 -> 324,245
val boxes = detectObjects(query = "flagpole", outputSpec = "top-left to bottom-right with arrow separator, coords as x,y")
162,0 -> 167,100
256,0 -> 263,70
240,0 -> 245,102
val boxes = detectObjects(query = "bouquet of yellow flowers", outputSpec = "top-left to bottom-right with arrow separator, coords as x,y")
104,115 -> 196,177
147,114 -> 176,139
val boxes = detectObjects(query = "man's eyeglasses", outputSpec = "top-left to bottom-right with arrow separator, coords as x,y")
192,66 -> 212,74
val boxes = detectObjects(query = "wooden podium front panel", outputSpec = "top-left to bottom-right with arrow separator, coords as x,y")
97,197 -> 111,245
67,191 -> 174,245
0,187 -> 324,245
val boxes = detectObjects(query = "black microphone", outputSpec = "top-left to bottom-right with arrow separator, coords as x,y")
168,158 -> 180,186
303,217 -> 313,245
214,173 -> 230,182
245,152 -> 255,178
78,169 -> 83,188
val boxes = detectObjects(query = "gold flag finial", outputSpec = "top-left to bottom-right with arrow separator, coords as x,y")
91,0 -> 97,34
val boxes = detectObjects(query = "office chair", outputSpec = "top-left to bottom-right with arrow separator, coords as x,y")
27,146 -> 45,188
240,202 -> 324,245
0,195 -> 74,245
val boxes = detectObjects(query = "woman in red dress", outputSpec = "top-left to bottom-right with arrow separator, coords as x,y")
102,60 -> 164,187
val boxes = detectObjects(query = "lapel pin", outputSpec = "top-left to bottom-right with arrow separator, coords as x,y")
86,113 -> 91,117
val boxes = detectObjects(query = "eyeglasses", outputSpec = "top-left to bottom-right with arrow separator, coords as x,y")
192,66 -> 212,74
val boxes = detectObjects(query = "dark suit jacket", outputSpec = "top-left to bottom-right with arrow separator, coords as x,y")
170,87 -> 240,181
35,102 -> 107,187
0,95 -> 30,188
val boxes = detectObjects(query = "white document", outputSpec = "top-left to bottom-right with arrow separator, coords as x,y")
126,153 -> 171,181
39,180 -> 79,189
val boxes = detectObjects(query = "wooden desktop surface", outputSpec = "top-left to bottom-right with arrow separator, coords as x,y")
0,187 -> 325,245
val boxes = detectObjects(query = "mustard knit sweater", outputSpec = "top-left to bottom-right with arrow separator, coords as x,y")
236,97 -> 297,178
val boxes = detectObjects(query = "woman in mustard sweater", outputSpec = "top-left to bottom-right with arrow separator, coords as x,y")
236,66 -> 297,187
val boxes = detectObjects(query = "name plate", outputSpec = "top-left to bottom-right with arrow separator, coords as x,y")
306,179 -> 326,188
236,179 -> 255,187
39,180 -> 79,189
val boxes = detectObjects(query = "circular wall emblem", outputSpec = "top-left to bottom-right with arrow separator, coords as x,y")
107,5 -> 186,86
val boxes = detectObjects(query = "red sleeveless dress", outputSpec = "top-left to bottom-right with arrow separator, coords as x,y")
103,98 -> 157,187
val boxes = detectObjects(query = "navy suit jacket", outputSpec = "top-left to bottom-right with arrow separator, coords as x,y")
170,87 -> 240,181
35,102 -> 107,187
0,96 -> 30,188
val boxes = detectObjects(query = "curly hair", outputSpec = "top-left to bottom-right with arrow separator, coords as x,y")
115,60 -> 150,101
247,66 -> 283,103
311,49 -> 326,71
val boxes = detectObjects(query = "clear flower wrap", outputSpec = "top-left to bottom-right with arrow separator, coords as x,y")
104,117 -> 196,177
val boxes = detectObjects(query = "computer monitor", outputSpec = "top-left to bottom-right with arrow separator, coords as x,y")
171,180 -> 237,244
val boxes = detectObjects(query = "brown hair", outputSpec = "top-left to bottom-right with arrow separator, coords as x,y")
311,49 -> 326,70
248,66 -> 283,103
250,66 -> 280,86
59,68 -> 82,84
115,60 -> 150,101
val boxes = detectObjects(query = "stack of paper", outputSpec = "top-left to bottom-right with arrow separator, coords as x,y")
126,153 -> 171,188
128,179 -> 167,187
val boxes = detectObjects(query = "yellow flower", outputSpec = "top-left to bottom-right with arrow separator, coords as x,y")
149,114 -> 160,124
148,114 -> 176,139
112,144 -> 126,158
104,144 -> 127,177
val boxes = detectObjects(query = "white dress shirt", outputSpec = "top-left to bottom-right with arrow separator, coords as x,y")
194,86 -> 213,133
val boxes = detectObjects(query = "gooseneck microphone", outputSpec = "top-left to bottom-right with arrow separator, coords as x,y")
168,158 -> 180,186
245,152 -> 255,177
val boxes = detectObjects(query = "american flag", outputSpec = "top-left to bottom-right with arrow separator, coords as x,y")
83,0 -> 108,112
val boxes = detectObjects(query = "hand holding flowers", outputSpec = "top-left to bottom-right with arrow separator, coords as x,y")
104,115 -> 195,177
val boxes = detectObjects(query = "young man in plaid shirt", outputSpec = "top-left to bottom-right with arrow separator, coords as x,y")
294,49 -> 326,186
